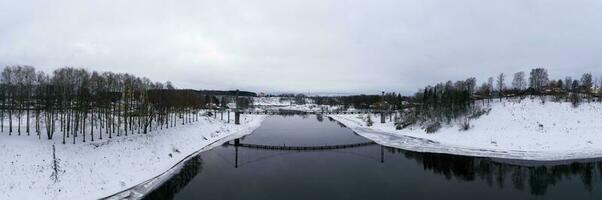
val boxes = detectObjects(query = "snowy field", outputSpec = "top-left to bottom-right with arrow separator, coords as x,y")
0,113 -> 265,200
330,98 -> 602,161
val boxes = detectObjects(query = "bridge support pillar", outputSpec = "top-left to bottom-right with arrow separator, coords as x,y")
235,112 -> 240,125
235,143 -> 239,168
381,146 -> 384,163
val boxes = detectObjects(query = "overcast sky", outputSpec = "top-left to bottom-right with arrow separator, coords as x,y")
1,0 -> 602,94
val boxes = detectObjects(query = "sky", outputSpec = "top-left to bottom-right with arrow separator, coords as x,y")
1,0 -> 602,95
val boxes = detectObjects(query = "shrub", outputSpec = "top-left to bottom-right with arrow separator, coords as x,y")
459,119 -> 470,131
425,122 -> 441,133
395,114 -> 417,130
570,93 -> 581,108
366,115 -> 374,127
552,94 -> 565,102
469,108 -> 491,119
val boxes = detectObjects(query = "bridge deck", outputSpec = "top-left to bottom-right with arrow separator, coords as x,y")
225,141 -> 377,151
238,111 -> 394,115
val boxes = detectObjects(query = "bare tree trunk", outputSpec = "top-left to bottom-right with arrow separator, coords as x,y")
8,96 -> 12,135
90,107 -> 94,142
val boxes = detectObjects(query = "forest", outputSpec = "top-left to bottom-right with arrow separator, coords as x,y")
0,65 -> 220,144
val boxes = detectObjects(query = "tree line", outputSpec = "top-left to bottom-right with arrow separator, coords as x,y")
476,68 -> 601,105
312,93 -> 405,110
417,68 -> 602,103
0,65 -> 213,144
407,68 -> 601,132
414,78 -> 475,126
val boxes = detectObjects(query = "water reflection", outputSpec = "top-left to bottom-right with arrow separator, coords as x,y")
143,116 -> 602,199
144,157 -> 204,200
146,144 -> 602,199
392,148 -> 602,196
224,139 -> 380,168
316,114 -> 324,122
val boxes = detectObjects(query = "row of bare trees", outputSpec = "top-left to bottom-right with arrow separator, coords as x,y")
0,66 -> 209,144
406,68 -> 602,132
478,68 -> 601,100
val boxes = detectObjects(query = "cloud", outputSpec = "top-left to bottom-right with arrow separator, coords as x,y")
1,0 -> 602,94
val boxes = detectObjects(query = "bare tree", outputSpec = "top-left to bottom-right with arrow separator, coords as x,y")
465,77 -> 477,95
564,76 -> 573,92
0,65 -> 209,145
529,68 -> 549,92
512,71 -> 526,91
496,73 -> 505,99
487,77 -> 494,98
581,73 -> 593,92
581,72 -> 593,102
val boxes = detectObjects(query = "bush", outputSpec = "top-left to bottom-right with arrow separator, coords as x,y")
395,122 -> 403,130
552,94 -> 565,102
459,119 -> 470,131
395,114 -> 417,130
366,115 -> 374,127
570,93 -> 581,108
425,122 -> 441,133
469,108 -> 491,119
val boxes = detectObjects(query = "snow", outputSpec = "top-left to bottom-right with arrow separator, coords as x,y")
0,113 -> 265,200
253,97 -> 342,112
330,98 -> 602,161
253,97 -> 291,106
278,104 -> 342,112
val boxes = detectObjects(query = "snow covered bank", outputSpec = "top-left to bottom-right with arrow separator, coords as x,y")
330,99 -> 602,161
0,114 -> 265,200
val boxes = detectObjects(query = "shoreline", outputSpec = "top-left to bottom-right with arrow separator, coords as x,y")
103,121 -> 262,200
328,100 -> 602,161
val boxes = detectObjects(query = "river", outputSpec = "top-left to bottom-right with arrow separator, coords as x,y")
144,115 -> 602,200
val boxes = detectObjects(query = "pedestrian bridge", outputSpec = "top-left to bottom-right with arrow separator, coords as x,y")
239,110 -> 376,115
224,141 -> 377,151
221,139 -> 385,168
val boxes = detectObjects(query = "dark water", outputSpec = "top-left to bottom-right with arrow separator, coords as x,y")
145,115 -> 602,200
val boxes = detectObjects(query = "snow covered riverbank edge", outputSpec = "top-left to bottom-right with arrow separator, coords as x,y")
0,114 -> 265,200
104,120 -> 261,200
329,100 -> 602,161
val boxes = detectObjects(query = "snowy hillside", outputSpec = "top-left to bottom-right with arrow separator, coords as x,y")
0,113 -> 265,200
330,98 -> 602,161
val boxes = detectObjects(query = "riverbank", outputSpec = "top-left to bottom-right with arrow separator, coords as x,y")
0,114 -> 265,200
330,98 -> 602,161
